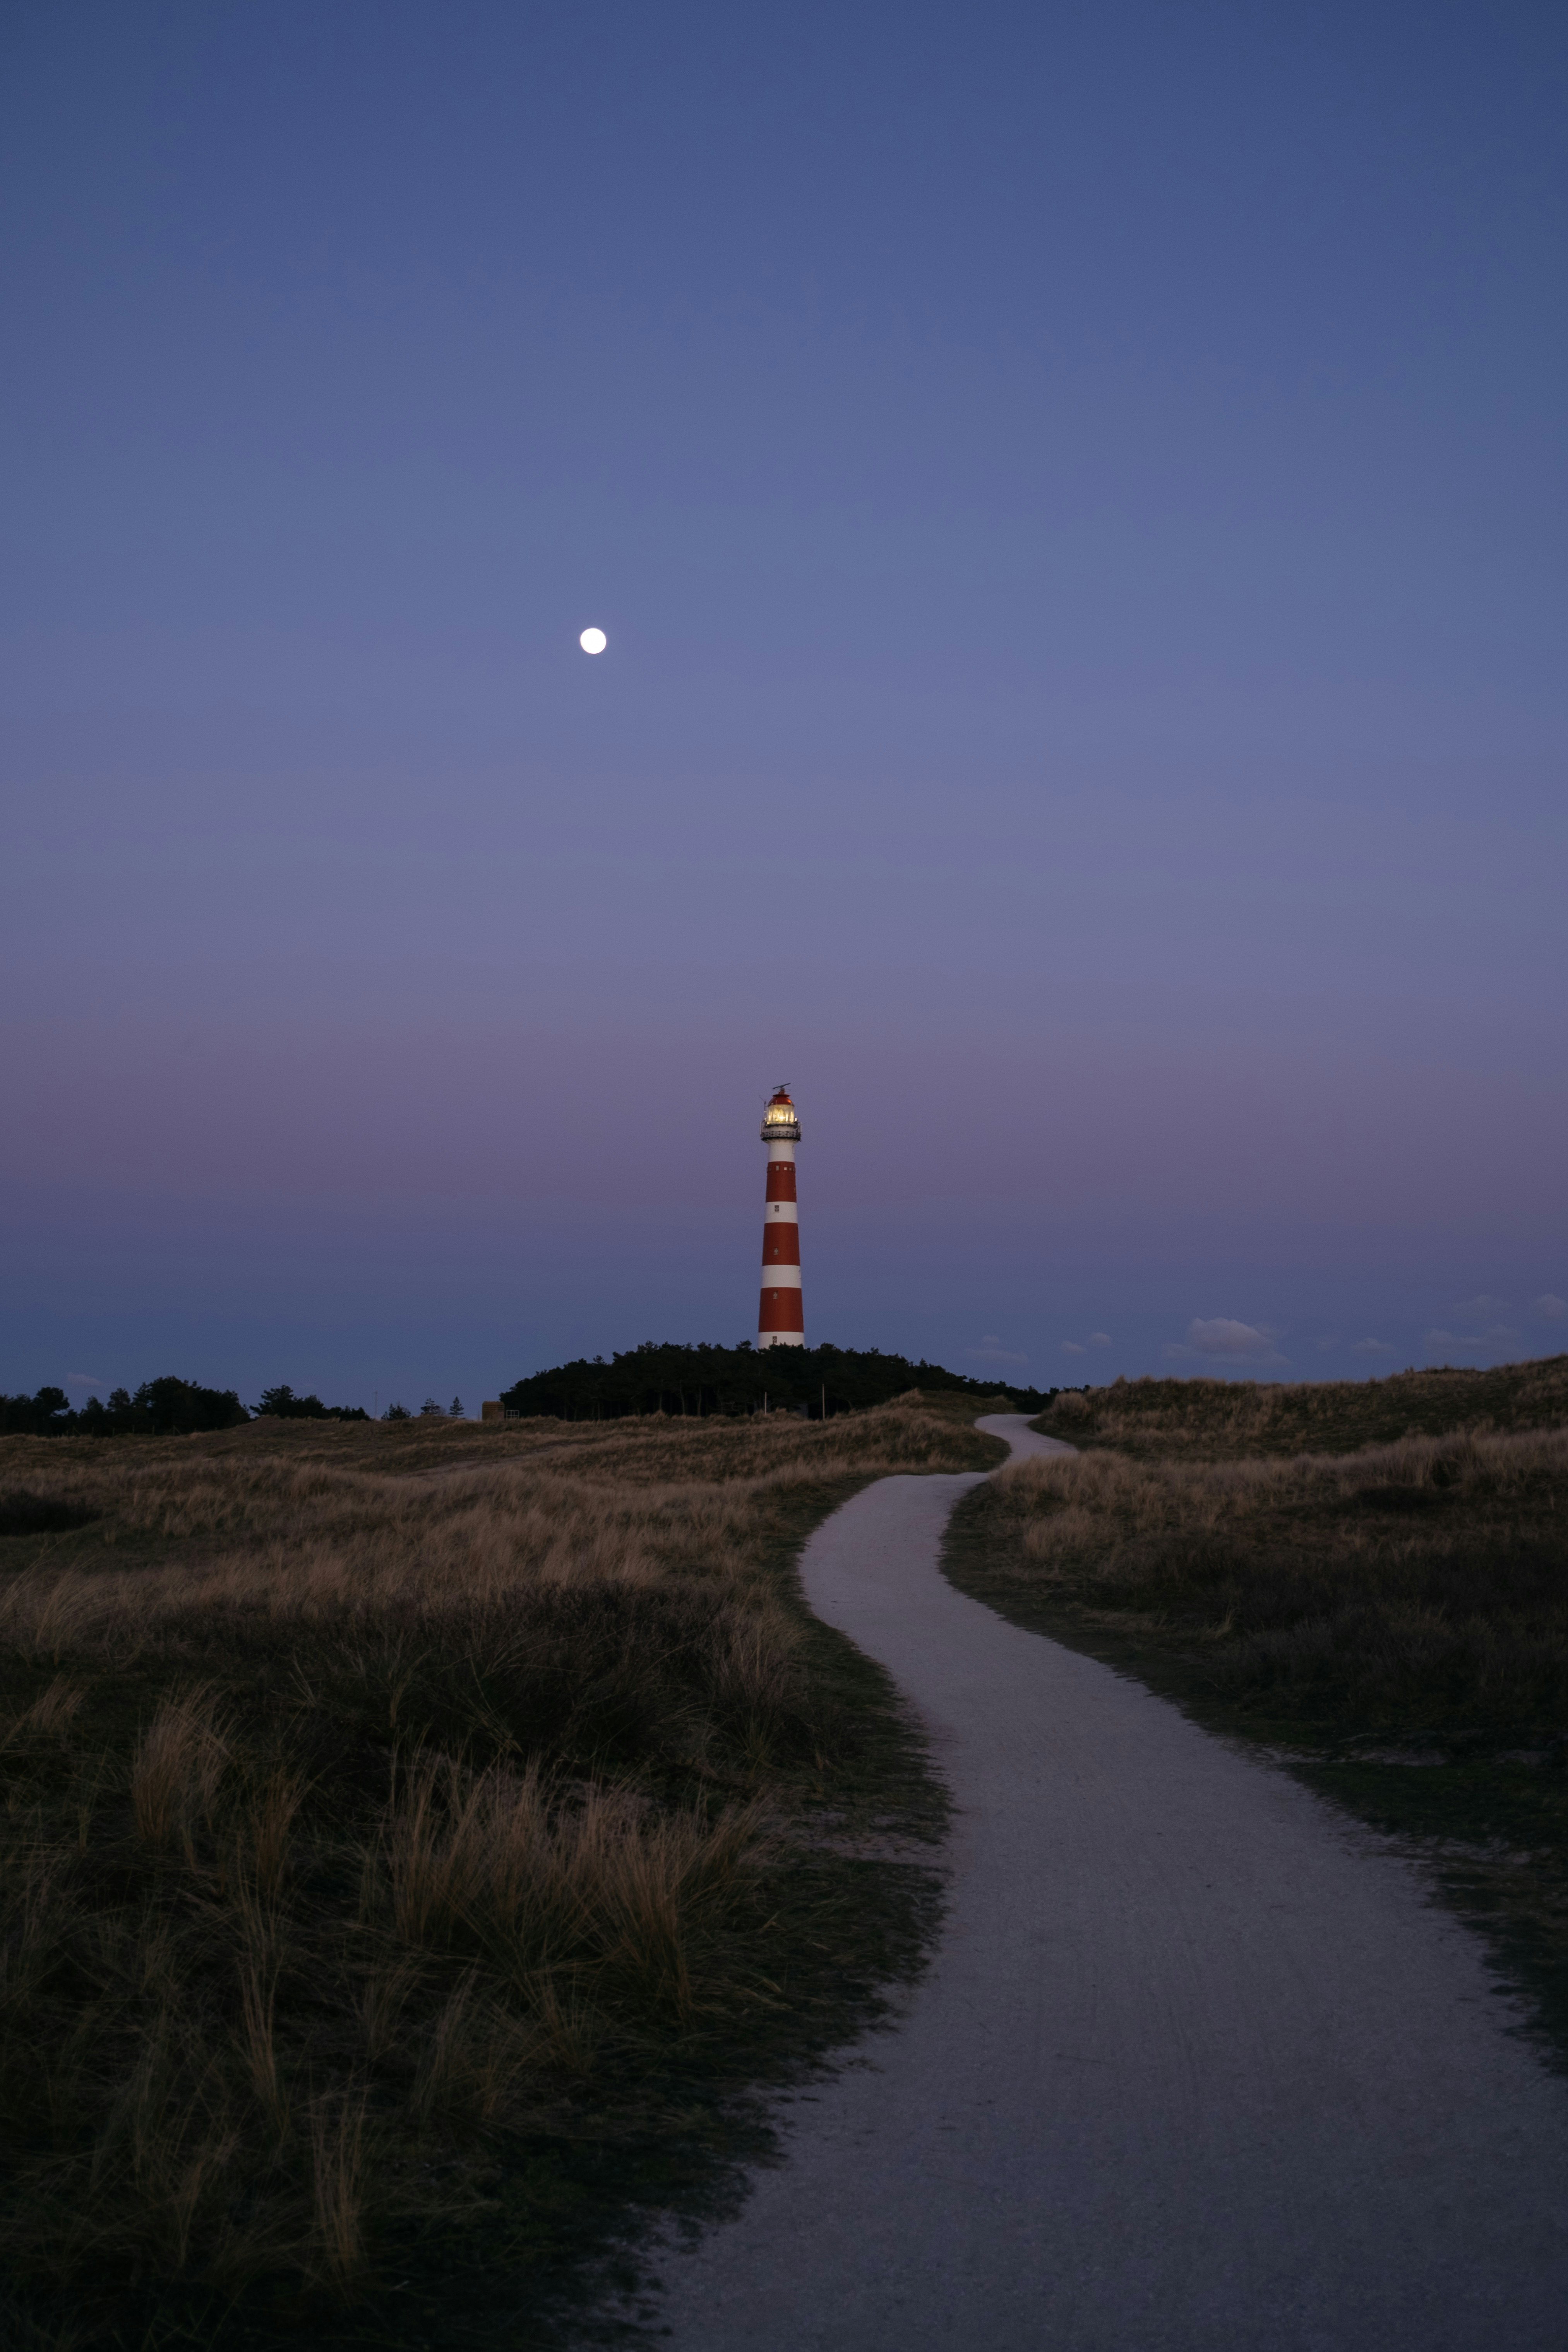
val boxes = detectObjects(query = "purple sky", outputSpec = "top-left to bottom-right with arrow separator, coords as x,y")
3,0 -> 1565,1410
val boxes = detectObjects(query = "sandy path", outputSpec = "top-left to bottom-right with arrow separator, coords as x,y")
648,1415 -> 1568,2349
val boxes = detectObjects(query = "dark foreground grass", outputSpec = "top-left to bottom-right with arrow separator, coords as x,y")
946,1367 -> 1568,2066
0,1400 -> 1004,2350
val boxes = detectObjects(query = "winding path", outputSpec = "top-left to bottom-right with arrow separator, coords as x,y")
650,1415 -> 1568,2349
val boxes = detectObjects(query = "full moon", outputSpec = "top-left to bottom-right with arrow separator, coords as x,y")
579,627 -> 607,655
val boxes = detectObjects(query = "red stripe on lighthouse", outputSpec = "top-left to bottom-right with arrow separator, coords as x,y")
759,1289 -> 805,1333
763,1228 -> 801,1264
765,1163 -> 797,1202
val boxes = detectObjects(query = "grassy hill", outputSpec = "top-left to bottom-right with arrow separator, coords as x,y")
1033,1353 -> 1568,1458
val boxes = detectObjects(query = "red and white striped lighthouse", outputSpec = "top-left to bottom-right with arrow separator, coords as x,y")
757,1086 -> 804,1348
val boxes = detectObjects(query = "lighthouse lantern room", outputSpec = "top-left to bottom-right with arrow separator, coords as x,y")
757,1086 -> 804,1348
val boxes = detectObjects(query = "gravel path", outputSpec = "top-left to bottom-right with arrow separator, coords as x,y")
649,1415 -> 1568,2349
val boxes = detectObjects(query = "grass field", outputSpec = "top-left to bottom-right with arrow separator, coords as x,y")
946,1355 -> 1568,2066
1036,1353 -> 1568,1458
0,1397 -> 1005,2349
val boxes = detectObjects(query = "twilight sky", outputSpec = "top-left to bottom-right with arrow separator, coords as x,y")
3,0 -> 1566,1409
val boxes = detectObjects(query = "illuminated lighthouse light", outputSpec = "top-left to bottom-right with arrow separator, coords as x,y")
757,1085 -> 804,1349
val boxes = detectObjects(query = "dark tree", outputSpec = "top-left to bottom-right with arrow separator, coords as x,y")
257,1386 -> 370,1422
132,1378 -> 249,1435
256,1385 -> 328,1420
0,1384 -> 95,1435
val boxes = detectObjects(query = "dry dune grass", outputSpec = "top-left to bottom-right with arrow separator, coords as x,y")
0,1397 -> 998,2336
987,1422 -> 1568,1726
1037,1355 -> 1568,1460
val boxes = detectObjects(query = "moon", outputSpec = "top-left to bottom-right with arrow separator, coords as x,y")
579,627 -> 607,655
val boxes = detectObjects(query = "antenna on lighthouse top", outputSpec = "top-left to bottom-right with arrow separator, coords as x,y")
760,1086 -> 800,1142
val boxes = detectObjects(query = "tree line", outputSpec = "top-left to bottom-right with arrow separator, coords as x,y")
0,1380 -> 374,1437
2,1344 -> 1052,1438
500,1340 -> 1053,1421
0,1379 -> 252,1437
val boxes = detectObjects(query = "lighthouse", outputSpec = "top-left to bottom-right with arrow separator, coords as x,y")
757,1086 -> 804,1348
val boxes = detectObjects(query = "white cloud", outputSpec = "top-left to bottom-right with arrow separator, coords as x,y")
966,1337 -> 1028,1366
1166,1317 -> 1289,1368
1088,1332 -> 1112,1348
66,1372 -> 107,1389
1534,1294 -> 1568,1322
1350,1338 -> 1395,1356
1060,1340 -> 1087,1355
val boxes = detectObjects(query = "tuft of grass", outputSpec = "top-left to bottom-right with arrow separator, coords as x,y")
0,1395 -> 994,2345
307,2087 -> 370,2290
130,1687 -> 231,1854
